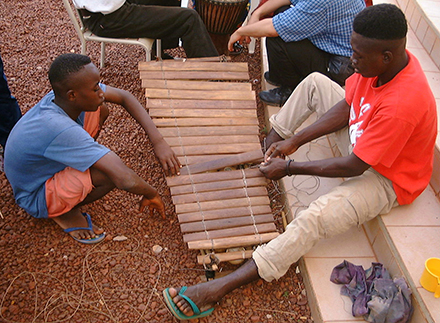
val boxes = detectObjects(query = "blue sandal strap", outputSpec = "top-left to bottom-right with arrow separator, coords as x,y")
178,286 -> 201,315
63,213 -> 93,233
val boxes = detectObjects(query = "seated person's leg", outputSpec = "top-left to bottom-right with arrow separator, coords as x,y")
48,108 -> 114,243
260,38 -> 332,107
164,167 -> 398,317
266,73 -> 345,148
254,168 -> 397,281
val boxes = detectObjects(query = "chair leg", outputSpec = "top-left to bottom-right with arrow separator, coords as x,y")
100,42 -> 105,68
81,40 -> 86,55
155,39 -> 161,59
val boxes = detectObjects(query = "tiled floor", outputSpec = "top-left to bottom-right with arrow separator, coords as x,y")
260,0 -> 440,321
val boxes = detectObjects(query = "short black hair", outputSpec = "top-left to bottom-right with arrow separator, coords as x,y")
353,4 -> 407,40
48,53 -> 91,87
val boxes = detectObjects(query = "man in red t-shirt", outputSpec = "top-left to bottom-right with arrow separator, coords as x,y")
161,4 -> 437,320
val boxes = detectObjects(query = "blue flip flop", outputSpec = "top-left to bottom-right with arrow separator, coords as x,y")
163,286 -> 214,320
63,212 -> 105,244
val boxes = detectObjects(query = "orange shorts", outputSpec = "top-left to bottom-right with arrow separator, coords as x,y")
45,109 -> 101,218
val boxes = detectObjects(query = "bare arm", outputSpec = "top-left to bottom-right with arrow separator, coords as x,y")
93,151 -> 166,218
265,99 -> 351,160
103,85 -> 181,176
228,19 -> 278,51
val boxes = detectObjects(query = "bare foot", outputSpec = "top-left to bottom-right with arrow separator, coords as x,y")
168,283 -> 220,316
52,208 -> 104,241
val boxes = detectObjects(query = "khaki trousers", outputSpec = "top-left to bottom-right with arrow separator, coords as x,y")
253,73 -> 398,282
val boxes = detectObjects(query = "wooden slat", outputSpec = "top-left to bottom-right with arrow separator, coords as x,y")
167,168 -> 263,186
164,135 -> 259,147
180,213 -> 274,233
138,61 -> 249,72
172,186 -> 267,204
172,143 -> 261,156
183,223 -> 276,243
145,89 -> 255,101
178,205 -> 272,223
140,71 -> 249,81
170,177 -> 267,196
197,250 -> 254,265
187,232 -> 280,250
150,108 -> 256,118
177,154 -> 237,166
142,79 -> 252,91
175,196 -> 270,214
153,117 -> 258,127
180,149 -> 263,175
157,125 -> 259,137
147,99 -> 256,110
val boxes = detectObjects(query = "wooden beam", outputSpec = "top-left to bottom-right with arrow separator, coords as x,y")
187,232 -> 280,250
142,79 -> 252,91
172,186 -> 268,205
145,89 -> 255,101
153,117 -> 258,127
149,108 -> 257,118
180,149 -> 263,175
170,177 -> 267,196
140,71 -> 249,81
167,168 -> 263,186
146,99 -> 256,110
172,143 -> 262,156
197,250 -> 254,264
157,125 -> 259,137
178,205 -> 272,223
138,61 -> 248,72
183,223 -> 277,242
164,135 -> 259,147
180,213 -> 275,233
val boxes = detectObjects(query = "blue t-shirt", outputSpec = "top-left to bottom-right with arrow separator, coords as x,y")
272,0 -> 365,57
4,86 -> 110,219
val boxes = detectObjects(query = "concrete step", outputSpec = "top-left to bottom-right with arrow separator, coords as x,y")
260,0 -> 440,320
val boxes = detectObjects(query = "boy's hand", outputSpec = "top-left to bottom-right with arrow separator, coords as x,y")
139,193 -> 166,219
153,139 -> 181,177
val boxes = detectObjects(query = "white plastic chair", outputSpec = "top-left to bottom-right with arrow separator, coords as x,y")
62,0 -> 161,67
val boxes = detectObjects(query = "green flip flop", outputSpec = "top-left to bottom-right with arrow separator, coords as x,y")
163,286 -> 214,320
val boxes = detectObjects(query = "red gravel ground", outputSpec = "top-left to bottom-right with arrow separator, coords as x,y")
0,1 -> 313,322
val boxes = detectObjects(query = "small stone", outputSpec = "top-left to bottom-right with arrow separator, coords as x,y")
152,245 -> 163,254
113,235 -> 128,241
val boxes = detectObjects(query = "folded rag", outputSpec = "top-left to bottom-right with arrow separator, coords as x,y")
330,260 -> 413,323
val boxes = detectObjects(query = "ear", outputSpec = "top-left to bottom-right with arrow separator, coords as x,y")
382,51 -> 393,64
66,89 -> 76,101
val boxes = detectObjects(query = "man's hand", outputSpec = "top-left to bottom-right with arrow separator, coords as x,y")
153,139 -> 181,176
228,30 -> 249,52
259,157 -> 289,180
139,193 -> 166,219
265,137 -> 298,161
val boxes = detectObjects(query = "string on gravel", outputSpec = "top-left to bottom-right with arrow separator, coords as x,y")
0,238 -> 163,323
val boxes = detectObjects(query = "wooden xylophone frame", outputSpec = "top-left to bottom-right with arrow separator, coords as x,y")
139,59 -> 280,266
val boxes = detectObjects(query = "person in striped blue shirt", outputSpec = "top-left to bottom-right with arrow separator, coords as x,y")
228,0 -> 365,106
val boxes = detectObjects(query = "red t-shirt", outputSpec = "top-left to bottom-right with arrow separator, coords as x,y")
345,51 -> 437,205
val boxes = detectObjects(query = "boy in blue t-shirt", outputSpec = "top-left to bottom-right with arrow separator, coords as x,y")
4,53 -> 180,244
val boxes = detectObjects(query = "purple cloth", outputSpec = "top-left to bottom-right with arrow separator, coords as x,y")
330,260 -> 413,323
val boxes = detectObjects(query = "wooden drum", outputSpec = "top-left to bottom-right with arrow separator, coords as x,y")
196,0 -> 249,35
